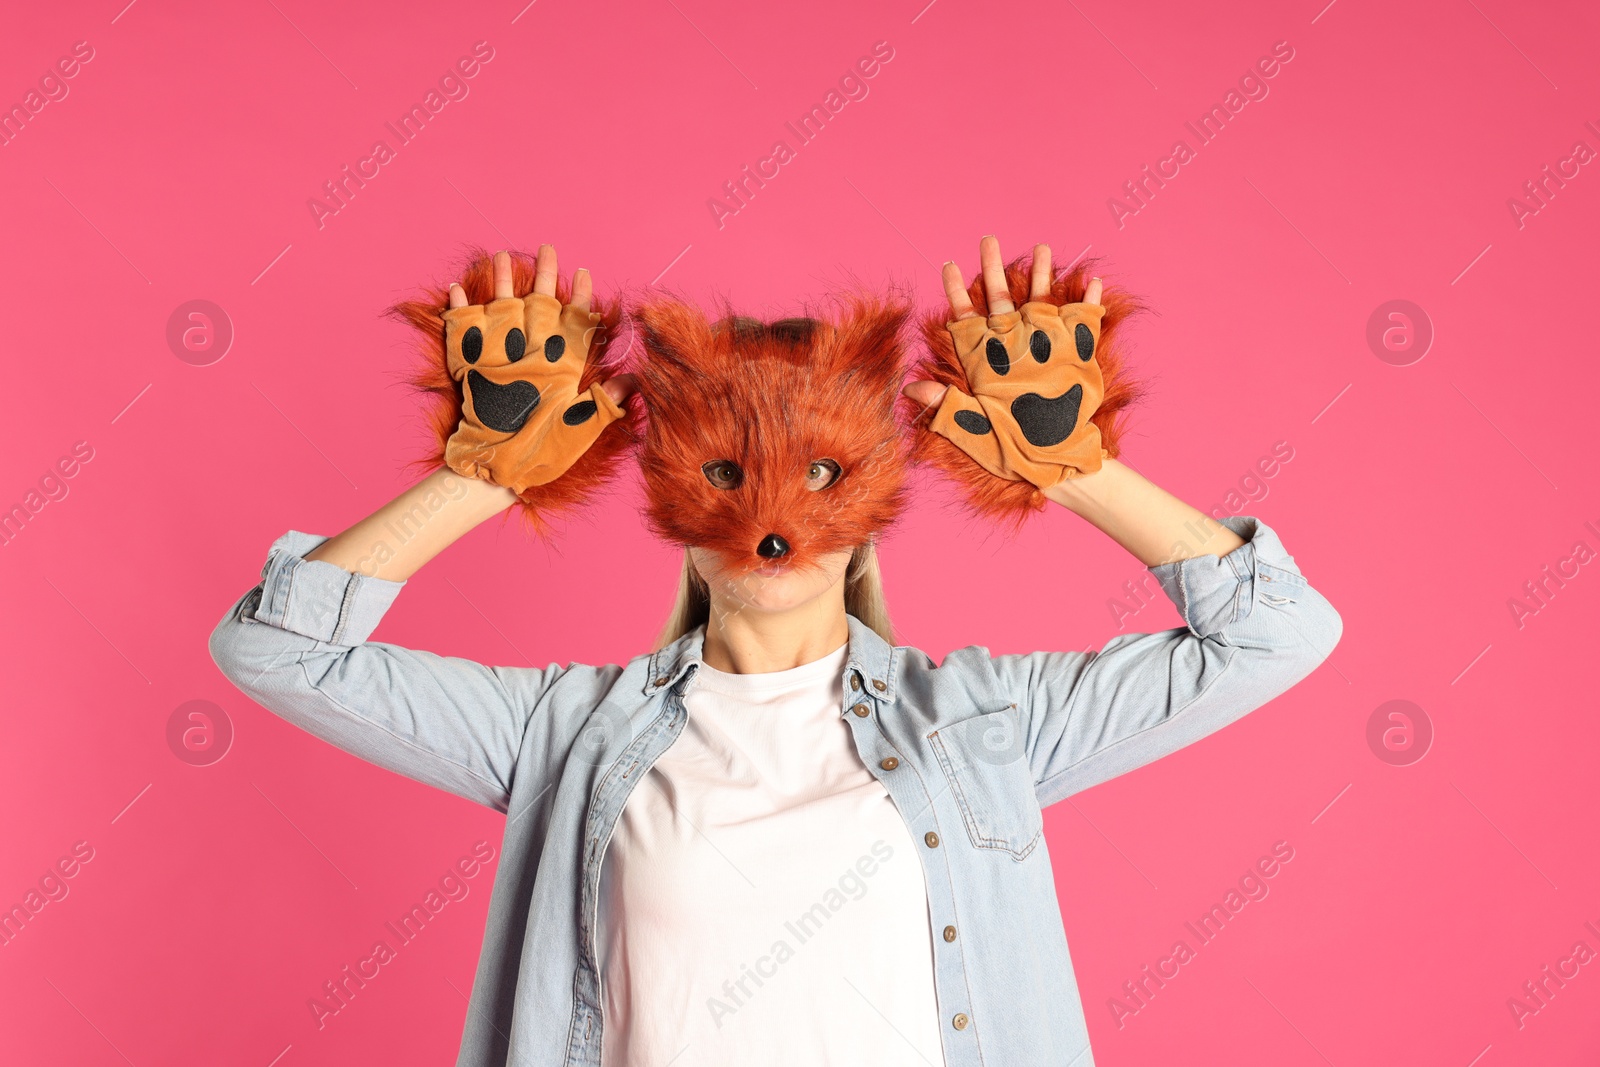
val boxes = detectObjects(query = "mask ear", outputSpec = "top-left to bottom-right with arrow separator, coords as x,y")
635,298 -> 716,373
710,315 -> 770,341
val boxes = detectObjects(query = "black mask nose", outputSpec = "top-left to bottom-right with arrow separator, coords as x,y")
756,533 -> 790,559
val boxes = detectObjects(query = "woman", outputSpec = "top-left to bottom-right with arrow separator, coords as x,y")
209,237 -> 1342,1066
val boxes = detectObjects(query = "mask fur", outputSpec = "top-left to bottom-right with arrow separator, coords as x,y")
634,292 -> 912,580
387,246 -> 642,538
904,250 -> 1147,531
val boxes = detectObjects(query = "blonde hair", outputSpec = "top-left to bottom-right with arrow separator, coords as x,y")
651,542 -> 894,652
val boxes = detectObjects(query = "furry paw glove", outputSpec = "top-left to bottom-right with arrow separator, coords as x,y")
927,300 -> 1109,489
442,292 -> 626,494
906,250 -> 1142,529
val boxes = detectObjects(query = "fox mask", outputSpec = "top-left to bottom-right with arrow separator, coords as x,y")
633,294 -> 913,579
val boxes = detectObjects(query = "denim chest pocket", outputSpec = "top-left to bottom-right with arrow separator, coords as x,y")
927,706 -> 1043,861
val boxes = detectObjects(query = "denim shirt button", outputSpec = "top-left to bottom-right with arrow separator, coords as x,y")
952,1012 -> 970,1030
943,925 -> 957,942
851,703 -> 871,718
872,678 -> 887,691
879,757 -> 899,770
653,676 -> 668,686
849,675 -> 861,691
925,831 -> 940,848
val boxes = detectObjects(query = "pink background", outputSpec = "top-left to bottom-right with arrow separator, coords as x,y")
3,0 -> 1598,1063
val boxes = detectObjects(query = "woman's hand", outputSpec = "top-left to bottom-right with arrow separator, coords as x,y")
443,246 -> 637,494
902,239 -> 1240,565
903,236 -> 1109,489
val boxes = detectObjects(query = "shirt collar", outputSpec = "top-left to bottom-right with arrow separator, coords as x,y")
643,612 -> 899,706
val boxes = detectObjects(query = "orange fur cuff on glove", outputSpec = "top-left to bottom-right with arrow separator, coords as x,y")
442,292 -> 625,494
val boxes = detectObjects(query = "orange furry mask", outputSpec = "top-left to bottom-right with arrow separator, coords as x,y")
633,293 -> 912,579
903,250 -> 1146,531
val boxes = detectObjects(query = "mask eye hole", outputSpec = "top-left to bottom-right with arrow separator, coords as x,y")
701,459 -> 744,490
805,459 -> 841,491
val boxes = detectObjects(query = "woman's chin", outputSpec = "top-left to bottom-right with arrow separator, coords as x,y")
736,572 -> 808,611
717,562 -> 827,613
692,545 -> 855,616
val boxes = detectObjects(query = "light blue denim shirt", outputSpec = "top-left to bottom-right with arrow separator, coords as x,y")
208,514 -> 1341,1067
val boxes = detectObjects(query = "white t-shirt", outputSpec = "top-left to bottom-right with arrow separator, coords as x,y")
596,639 -> 944,1066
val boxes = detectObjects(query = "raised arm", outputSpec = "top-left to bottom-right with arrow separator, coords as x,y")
909,237 -> 1339,807
998,460 -> 1340,806
1042,454 -> 1244,568
209,247 -> 636,811
208,470 -> 559,810
301,464 -> 516,580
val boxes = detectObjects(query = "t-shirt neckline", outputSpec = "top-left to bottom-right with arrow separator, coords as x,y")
692,639 -> 850,696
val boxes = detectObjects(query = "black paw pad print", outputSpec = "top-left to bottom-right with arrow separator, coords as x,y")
1011,385 -> 1082,447
467,372 -> 541,433
562,399 -> 598,426
1075,323 -> 1094,361
953,409 -> 992,435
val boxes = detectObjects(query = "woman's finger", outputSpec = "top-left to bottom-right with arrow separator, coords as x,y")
942,262 -> 977,319
979,235 -> 1014,315
448,281 -> 467,309
902,379 -> 950,410
600,372 -> 638,404
493,249 -> 513,301
1029,244 -> 1051,300
571,267 -> 592,312
1085,276 -> 1103,306
533,243 -> 558,298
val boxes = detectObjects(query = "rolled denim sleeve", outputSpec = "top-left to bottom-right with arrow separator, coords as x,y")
990,515 -> 1343,808
208,530 -> 565,812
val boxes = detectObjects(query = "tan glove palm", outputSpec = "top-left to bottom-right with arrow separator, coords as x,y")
442,288 -> 624,494
928,298 -> 1108,489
